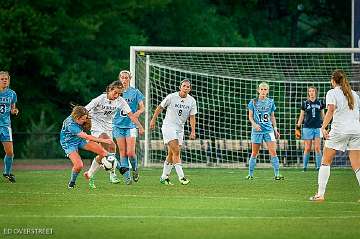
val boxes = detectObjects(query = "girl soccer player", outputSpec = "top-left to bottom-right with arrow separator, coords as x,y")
84,80 -> 144,188
310,69 -> 360,201
60,106 -> 114,188
296,86 -> 325,171
246,82 -> 283,180
150,79 -> 197,185
112,70 -> 145,184
0,71 -> 18,183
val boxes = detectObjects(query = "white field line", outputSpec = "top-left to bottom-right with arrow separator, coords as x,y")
1,190 -> 359,205
0,214 -> 360,220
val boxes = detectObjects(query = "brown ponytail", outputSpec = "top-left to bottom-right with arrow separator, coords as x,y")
331,69 -> 354,110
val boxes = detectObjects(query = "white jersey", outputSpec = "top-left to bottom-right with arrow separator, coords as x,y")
85,93 -> 131,132
326,86 -> 360,135
160,92 -> 197,130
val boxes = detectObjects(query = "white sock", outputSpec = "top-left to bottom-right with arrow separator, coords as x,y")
355,168 -> 360,186
317,165 -> 330,196
161,160 -> 173,179
174,163 -> 185,179
88,158 -> 101,177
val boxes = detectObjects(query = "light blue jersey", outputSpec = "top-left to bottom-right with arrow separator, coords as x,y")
60,116 -> 87,155
0,88 -> 17,127
248,98 -> 276,134
113,87 -> 144,129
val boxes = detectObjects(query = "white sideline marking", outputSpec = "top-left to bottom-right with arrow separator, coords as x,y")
1,190 -> 359,205
0,214 -> 359,220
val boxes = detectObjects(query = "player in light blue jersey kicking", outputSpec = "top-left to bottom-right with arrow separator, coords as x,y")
60,106 -> 114,188
112,70 -> 145,184
0,71 -> 19,183
246,82 -> 284,180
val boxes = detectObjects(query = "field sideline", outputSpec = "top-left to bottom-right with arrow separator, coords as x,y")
1,165 -> 359,238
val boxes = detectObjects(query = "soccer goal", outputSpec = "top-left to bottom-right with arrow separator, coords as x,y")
130,47 -> 360,168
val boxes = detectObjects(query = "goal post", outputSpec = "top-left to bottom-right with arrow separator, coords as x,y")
130,47 -> 360,168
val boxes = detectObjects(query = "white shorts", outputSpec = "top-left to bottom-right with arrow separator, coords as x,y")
91,129 -> 113,138
324,133 -> 360,152
161,127 -> 184,145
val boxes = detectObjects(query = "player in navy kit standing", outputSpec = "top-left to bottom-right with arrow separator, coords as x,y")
0,71 -> 19,183
296,86 -> 325,171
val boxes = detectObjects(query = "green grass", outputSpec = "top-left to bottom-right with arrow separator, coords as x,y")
1,168 -> 359,239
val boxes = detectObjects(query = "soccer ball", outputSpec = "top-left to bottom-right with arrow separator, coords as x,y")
101,155 -> 116,171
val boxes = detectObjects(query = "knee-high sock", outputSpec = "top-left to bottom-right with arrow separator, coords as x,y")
315,152 -> 322,169
317,165 -> 330,196
161,160 -> 173,179
303,153 -> 310,169
88,158 -> 100,177
355,168 -> 360,186
174,163 -> 185,179
271,156 -> 280,176
3,155 -> 13,175
120,156 -> 131,179
70,171 -> 79,183
129,155 -> 138,171
248,157 -> 256,177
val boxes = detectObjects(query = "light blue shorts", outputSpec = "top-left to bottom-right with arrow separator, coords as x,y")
251,132 -> 276,144
61,140 -> 88,155
0,126 -> 12,142
302,128 -> 320,140
113,127 -> 137,139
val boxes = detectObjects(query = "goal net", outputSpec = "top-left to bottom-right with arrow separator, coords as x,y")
131,47 -> 360,168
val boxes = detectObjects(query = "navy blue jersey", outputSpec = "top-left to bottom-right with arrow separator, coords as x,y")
301,99 -> 325,128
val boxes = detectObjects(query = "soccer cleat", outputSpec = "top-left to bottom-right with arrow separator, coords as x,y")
274,175 -> 285,180
3,173 -> 16,183
160,177 -> 174,185
179,177 -> 190,185
309,194 -> 325,202
109,172 -> 120,184
303,168 -> 307,172
245,175 -> 254,180
88,177 -> 96,189
84,171 -> 96,189
125,177 -> 133,185
68,181 -> 76,189
132,170 -> 139,182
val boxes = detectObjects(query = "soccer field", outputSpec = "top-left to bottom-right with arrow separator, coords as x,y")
1,167 -> 359,238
